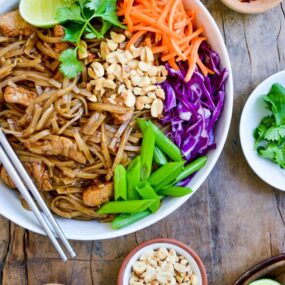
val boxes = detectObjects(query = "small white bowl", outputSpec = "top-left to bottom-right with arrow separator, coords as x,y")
118,238 -> 208,285
240,70 -> 285,191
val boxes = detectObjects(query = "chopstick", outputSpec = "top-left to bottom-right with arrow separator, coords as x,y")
0,129 -> 76,261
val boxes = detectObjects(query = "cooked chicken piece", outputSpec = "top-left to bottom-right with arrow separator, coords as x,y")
4,86 -> 37,107
55,42 -> 69,53
24,162 -> 53,191
102,97 -> 133,124
83,182 -> 114,207
113,110 -> 133,124
53,25 -> 65,38
0,10 -> 35,37
0,166 -> 16,188
25,135 -> 87,164
0,162 -> 52,191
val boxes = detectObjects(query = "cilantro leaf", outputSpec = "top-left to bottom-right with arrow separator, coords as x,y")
100,21 -> 112,36
56,0 -> 125,78
254,84 -> 285,169
264,83 -> 285,126
59,48 -> 83,79
257,144 -> 277,161
264,126 -> 281,141
78,0 -> 88,9
278,125 -> 285,138
84,32 -> 97,39
85,0 -> 125,29
63,22 -> 84,43
256,137 -> 285,169
85,0 -> 105,13
264,125 -> 285,142
253,115 -> 275,148
56,4 -> 84,23
100,0 -> 126,28
274,147 -> 285,168
85,25 -> 103,39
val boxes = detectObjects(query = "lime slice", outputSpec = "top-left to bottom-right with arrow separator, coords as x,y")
19,0 -> 68,28
249,279 -> 281,285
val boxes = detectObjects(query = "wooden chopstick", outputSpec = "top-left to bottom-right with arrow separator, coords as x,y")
0,129 -> 76,261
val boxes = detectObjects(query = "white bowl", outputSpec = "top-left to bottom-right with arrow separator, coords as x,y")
117,239 -> 207,285
240,70 -> 285,191
0,0 -> 233,240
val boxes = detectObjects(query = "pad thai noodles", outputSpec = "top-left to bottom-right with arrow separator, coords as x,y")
0,0 -> 227,227
0,10 -> 167,220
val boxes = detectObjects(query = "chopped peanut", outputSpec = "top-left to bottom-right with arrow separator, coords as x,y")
87,33 -> 167,117
129,247 -> 199,285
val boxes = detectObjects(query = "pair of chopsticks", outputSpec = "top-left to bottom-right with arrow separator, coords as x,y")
0,129 -> 76,261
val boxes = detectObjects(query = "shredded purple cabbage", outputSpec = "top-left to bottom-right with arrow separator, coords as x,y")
160,43 -> 228,184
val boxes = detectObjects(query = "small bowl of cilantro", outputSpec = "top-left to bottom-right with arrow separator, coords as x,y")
240,70 -> 285,191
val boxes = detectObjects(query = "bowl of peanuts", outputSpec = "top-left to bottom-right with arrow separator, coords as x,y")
118,238 -> 208,285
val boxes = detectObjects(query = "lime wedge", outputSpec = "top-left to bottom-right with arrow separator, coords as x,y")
249,279 -> 281,285
19,0 -> 68,28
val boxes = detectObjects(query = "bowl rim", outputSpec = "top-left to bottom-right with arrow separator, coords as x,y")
0,0 -> 233,240
233,253 -> 285,285
117,238 -> 208,285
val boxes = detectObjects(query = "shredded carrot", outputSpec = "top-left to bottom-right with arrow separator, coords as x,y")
197,57 -> 215,76
152,46 -> 169,54
118,0 -> 213,82
169,58 -> 179,70
158,0 -> 175,24
131,8 -> 182,39
169,0 -> 182,30
117,9 -> 125,16
145,37 -> 152,48
178,27 -> 204,45
132,25 -> 162,33
174,19 -> 187,30
185,37 -> 206,82
161,52 -> 176,62
125,0 -> 134,32
170,39 -> 186,60
126,30 -> 146,49
155,33 -> 162,43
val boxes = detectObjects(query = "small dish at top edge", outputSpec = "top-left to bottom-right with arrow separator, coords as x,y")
221,0 -> 281,15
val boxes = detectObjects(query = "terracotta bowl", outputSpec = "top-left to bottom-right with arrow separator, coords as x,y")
234,254 -> 285,285
117,238 -> 208,285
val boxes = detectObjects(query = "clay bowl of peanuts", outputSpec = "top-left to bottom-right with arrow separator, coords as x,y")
118,238 -> 207,285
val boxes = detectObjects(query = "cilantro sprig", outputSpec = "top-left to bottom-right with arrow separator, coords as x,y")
56,0 -> 125,78
254,83 -> 285,168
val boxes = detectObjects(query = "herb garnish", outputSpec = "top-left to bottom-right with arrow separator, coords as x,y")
254,83 -> 285,168
55,0 -> 125,78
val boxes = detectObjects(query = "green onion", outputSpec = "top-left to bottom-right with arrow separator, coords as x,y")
114,164 -> 127,201
174,156 -> 207,184
97,200 -> 156,214
127,156 -> 141,200
158,186 -> 192,197
112,210 -> 152,229
136,181 -> 160,213
137,119 -> 183,162
148,161 -> 184,190
140,125 -> 155,180
137,118 -> 149,132
153,146 -> 168,166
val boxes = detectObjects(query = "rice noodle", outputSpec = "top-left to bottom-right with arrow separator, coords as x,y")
0,22 -> 148,221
